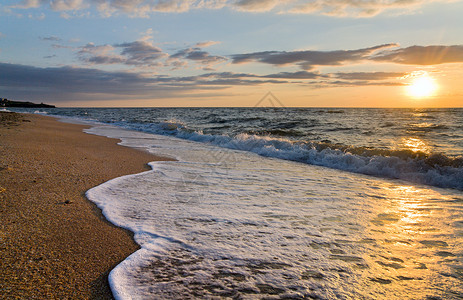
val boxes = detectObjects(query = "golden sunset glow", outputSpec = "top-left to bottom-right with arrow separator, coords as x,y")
2,1 -> 463,107
407,73 -> 438,98
400,137 -> 431,153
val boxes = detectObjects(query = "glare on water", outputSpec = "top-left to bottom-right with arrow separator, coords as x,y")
399,137 -> 431,153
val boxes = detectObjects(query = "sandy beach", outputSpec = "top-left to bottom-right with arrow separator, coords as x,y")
0,112 -> 170,299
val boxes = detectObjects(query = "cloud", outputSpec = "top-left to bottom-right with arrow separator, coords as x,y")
233,0 -> 280,11
372,45 -> 463,65
196,78 -> 285,85
78,43 -> 119,60
116,41 -> 168,65
6,0 -> 455,18
199,70 -> 405,86
262,70 -> 323,79
0,59 -> 420,104
236,0 -> 455,17
52,43 -> 74,49
0,63 -> 286,102
0,62 -> 228,102
195,41 -> 221,48
171,47 -> 227,66
333,71 -> 406,80
231,44 -> 463,69
40,36 -> 62,41
139,28 -> 155,42
77,40 -> 168,67
3,44 -> 463,103
0,62 -> 152,101
10,0 -> 47,9
49,0 -> 88,11
28,12 -> 46,19
93,0 -> 197,17
231,44 -> 398,69
76,38 -> 225,70
287,0 -> 433,17
310,79 -> 404,88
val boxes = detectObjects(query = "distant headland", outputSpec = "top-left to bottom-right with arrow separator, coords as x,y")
1,98 -> 55,108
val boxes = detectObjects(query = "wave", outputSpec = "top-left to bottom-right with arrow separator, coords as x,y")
407,123 -> 450,132
381,122 -> 395,128
116,121 -> 463,191
33,110 -> 48,115
209,116 -> 262,124
246,129 -> 305,137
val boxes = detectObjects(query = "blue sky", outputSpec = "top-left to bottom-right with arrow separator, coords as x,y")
1,0 -> 462,107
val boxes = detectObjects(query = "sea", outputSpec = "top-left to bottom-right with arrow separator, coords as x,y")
7,107 -> 463,299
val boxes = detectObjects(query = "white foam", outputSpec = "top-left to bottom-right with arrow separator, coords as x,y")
115,122 -> 463,190
85,124 -> 463,299
33,110 -> 48,114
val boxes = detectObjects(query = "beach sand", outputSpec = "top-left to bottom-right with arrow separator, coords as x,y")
0,112 -> 170,299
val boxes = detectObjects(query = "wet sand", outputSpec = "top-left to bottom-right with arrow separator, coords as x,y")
0,112 -> 170,299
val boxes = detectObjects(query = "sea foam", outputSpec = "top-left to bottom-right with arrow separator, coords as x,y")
113,121 -> 463,191
85,124 -> 463,299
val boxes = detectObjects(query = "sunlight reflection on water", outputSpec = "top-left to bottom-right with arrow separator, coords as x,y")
360,184 -> 463,299
399,137 -> 432,153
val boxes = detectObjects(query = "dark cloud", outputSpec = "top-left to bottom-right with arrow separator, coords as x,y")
0,62 -> 153,94
153,71 -> 288,86
262,71 -> 322,79
200,72 -> 259,79
372,45 -> 463,65
0,62 -> 224,102
196,78 -> 286,86
171,47 -> 227,66
77,41 -> 167,67
200,70 -> 321,80
85,55 -> 125,65
0,63 -> 283,102
77,43 -> 122,65
77,40 -> 224,69
116,41 -> 167,65
189,72 -> 286,85
231,44 -> 398,69
333,71 -> 405,80
185,50 -> 224,63
231,44 -> 463,69
231,51 -> 287,64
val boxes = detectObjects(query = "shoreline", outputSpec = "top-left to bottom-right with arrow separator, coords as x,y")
0,112 -> 171,299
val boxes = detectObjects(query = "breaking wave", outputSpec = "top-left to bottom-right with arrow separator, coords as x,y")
116,120 -> 463,191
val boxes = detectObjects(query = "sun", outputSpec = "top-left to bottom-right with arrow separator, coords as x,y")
406,73 -> 438,98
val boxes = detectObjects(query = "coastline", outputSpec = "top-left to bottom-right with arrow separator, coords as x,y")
0,112 -> 171,299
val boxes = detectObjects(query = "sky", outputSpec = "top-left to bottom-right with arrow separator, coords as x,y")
0,0 -> 462,107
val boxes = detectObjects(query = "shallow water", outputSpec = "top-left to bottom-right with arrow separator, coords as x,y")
86,125 -> 463,299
